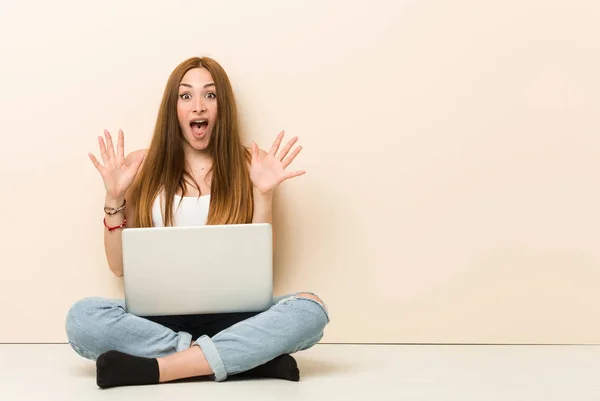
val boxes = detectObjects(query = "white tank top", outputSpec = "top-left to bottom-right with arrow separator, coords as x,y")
151,194 -> 210,227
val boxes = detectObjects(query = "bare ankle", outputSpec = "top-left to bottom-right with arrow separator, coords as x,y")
157,345 -> 213,383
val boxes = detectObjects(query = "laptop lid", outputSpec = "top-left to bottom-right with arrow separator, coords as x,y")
121,223 -> 273,316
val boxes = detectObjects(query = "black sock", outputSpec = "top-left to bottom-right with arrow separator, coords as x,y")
96,350 -> 159,389
96,350 -> 299,388
234,354 -> 300,381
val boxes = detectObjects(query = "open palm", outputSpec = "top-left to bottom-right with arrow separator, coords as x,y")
88,129 -> 145,199
250,131 -> 305,194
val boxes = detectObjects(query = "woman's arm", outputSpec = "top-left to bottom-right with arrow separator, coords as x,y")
250,149 -> 275,250
248,132 -> 304,253
103,193 -> 129,277
89,129 -> 145,277
100,148 -> 146,277
251,148 -> 274,225
252,188 -> 273,224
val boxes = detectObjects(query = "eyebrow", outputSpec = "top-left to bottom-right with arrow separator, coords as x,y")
179,82 -> 215,89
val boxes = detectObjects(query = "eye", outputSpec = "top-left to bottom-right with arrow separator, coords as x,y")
205,92 -> 216,99
179,93 -> 191,100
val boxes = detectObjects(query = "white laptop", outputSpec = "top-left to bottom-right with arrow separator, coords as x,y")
121,223 -> 273,316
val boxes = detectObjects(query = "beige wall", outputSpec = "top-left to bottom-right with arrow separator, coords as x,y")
1,0 -> 599,344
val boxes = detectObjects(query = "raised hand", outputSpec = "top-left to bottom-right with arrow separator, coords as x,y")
88,129 -> 145,199
250,130 -> 305,194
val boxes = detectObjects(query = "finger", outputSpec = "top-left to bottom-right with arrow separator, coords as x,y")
117,129 -> 125,163
88,153 -> 105,174
105,129 -> 116,161
251,141 -> 259,163
281,145 -> 302,169
268,130 -> 285,156
98,136 -> 109,165
277,136 -> 298,161
284,170 -> 306,180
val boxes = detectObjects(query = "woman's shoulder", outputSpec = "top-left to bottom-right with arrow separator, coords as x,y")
126,149 -> 149,164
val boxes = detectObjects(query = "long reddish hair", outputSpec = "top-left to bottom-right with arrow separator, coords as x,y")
128,57 -> 254,227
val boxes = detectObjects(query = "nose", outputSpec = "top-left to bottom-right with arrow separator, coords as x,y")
192,97 -> 206,114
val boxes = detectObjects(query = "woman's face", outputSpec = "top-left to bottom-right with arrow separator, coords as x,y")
177,67 -> 218,152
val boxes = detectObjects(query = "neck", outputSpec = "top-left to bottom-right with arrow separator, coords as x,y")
183,143 -> 212,171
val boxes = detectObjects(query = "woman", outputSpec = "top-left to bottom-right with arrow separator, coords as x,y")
65,57 -> 329,389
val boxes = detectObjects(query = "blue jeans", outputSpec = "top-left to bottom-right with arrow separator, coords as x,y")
65,292 -> 329,382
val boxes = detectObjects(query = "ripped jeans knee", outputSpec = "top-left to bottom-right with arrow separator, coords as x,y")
275,291 -> 330,322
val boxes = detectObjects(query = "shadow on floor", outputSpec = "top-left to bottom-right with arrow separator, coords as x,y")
297,357 -> 352,378
68,363 -> 95,378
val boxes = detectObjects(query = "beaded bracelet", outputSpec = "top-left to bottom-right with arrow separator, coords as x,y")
104,217 -> 127,232
104,199 -> 126,216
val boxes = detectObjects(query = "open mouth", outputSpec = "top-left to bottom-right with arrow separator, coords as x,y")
190,119 -> 208,136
